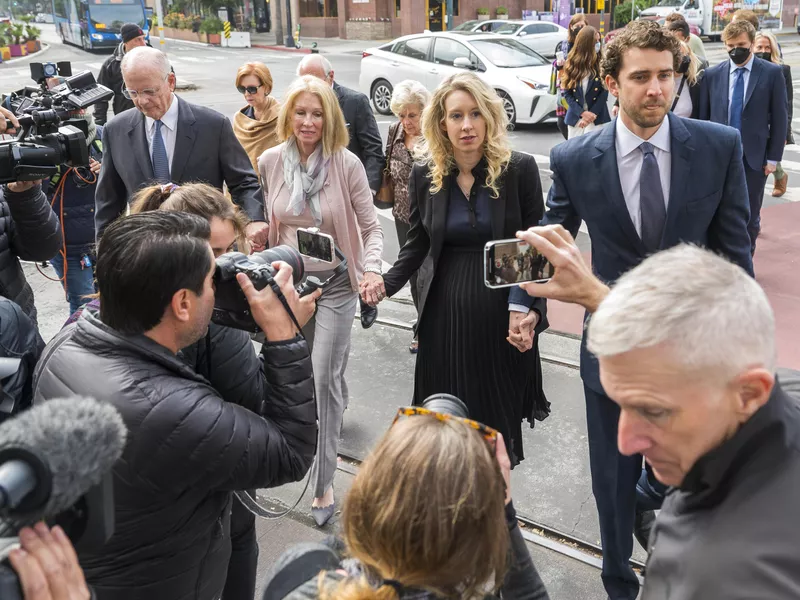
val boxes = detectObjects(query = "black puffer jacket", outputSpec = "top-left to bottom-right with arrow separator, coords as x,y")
0,297 -> 44,421
33,307 -> 317,600
94,43 -> 135,125
0,184 -> 64,325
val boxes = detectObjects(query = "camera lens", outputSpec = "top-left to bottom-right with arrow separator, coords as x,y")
421,394 -> 469,419
249,246 -> 305,285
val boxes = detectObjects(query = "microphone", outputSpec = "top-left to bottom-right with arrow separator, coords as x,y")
0,396 -> 127,527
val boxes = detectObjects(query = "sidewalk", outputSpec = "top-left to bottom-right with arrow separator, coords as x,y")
249,32 -> 388,54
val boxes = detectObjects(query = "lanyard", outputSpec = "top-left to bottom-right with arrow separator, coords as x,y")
671,75 -> 687,112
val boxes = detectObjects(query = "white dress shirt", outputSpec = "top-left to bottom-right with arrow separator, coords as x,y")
672,75 -> 693,118
615,116 -> 671,237
145,94 -> 179,174
727,56 -> 753,126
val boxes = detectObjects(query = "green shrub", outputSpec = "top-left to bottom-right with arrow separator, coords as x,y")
199,17 -> 223,34
496,6 -> 508,14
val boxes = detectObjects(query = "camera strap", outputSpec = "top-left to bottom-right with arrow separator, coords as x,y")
262,272 -> 304,334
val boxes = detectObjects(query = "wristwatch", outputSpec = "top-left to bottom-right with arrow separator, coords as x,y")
364,267 -> 383,276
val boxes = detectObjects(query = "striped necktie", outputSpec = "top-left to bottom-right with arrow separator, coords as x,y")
151,120 -> 170,184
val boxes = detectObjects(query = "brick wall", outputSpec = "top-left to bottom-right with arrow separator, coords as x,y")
345,19 -> 393,37
298,16 -> 340,35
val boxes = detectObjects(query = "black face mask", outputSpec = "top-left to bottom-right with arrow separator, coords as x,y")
755,51 -> 772,62
677,55 -> 691,74
728,46 -> 751,65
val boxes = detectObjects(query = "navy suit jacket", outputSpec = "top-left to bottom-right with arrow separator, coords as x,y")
543,114 -> 753,393
697,57 -> 788,171
563,74 -> 611,128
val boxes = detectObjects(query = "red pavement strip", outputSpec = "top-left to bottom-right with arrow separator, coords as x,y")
251,44 -> 311,53
546,202 -> 800,370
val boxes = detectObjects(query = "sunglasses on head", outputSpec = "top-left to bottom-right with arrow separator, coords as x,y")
237,85 -> 262,95
392,407 -> 499,450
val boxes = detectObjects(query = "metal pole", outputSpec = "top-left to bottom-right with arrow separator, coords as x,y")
284,0 -> 293,47
631,0 -> 635,23
273,0 -> 284,46
446,0 -> 453,30
154,0 -> 165,47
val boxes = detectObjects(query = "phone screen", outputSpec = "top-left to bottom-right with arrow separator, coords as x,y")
484,239 -> 554,288
297,229 -> 334,263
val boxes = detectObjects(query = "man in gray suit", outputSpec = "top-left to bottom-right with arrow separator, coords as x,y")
95,46 -> 268,249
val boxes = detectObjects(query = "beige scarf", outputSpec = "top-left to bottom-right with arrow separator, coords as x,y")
232,96 -> 281,172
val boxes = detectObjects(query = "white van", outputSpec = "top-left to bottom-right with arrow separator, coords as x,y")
639,0 -> 719,40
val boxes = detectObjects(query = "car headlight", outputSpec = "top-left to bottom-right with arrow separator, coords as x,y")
517,77 -> 548,91
91,33 -> 104,41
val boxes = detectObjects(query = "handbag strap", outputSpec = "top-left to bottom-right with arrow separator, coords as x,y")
385,121 -> 400,171
671,75 -> 687,112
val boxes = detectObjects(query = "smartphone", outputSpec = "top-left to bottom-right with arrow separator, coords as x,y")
297,227 -> 335,263
484,238 -> 553,289
555,50 -> 565,63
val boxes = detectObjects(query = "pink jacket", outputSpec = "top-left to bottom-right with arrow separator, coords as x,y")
258,143 -> 384,292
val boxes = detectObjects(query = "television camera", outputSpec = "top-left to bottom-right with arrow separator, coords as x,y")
0,61 -> 113,184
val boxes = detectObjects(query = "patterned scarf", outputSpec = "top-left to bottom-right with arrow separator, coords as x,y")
281,136 -> 330,226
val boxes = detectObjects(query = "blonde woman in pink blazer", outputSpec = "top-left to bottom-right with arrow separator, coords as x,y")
258,75 -> 384,526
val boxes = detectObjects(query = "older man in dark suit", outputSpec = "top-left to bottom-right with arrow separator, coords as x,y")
542,21 -> 753,600
697,19 -> 787,255
297,53 -> 385,328
95,46 -> 268,249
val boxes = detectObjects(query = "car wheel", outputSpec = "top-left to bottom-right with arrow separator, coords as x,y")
81,34 -> 91,51
371,79 -> 393,115
497,90 -> 516,127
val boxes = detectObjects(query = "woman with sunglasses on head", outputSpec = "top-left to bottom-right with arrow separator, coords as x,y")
263,402 -> 549,600
365,72 -> 550,469
233,62 -> 282,172
754,30 -> 793,197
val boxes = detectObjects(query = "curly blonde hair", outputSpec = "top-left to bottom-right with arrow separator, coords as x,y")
416,72 -> 511,198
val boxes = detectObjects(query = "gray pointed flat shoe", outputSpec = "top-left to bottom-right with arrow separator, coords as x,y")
311,501 -> 336,527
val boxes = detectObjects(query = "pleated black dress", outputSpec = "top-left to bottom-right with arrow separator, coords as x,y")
414,183 -> 550,466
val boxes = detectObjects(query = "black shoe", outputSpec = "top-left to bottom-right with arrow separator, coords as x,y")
634,509 -> 656,551
360,302 -> 377,329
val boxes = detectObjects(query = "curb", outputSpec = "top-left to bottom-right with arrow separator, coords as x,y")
175,78 -> 198,91
252,43 -> 311,53
0,42 -> 51,65
153,37 -> 213,48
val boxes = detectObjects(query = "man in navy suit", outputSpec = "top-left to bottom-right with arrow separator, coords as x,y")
697,19 -> 787,254
542,20 -> 753,600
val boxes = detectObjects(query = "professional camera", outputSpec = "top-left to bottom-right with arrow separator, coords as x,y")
0,62 -> 113,184
212,245 -> 348,333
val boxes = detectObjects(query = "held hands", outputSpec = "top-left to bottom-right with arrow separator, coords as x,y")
8,522 -> 91,600
236,261 -> 321,340
580,111 -> 597,124
359,272 -> 386,306
516,225 -> 609,314
507,311 -> 538,353
245,221 -> 269,253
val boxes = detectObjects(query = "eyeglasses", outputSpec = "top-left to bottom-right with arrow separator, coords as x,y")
237,85 -> 262,95
392,407 -> 499,449
122,74 -> 169,100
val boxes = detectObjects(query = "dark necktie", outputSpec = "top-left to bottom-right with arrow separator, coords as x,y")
151,120 -> 170,184
639,142 -> 666,252
729,68 -> 745,132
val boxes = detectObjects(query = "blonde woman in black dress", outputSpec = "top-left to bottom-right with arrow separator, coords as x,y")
363,72 -> 549,466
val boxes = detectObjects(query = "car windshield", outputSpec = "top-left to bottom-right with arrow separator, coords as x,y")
471,38 -> 547,67
656,0 -> 684,6
453,19 -> 478,30
495,23 -> 522,34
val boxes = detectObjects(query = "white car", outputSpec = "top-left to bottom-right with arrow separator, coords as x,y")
359,32 -> 556,126
494,20 -> 568,58
452,19 -> 511,33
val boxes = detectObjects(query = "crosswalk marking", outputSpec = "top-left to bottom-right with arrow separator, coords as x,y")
86,62 -> 104,69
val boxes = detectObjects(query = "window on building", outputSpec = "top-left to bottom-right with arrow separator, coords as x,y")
396,0 -> 400,17
299,0 -> 337,18
544,0 -> 552,10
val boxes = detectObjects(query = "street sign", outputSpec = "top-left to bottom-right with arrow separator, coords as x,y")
223,20 -> 231,38
597,0 -> 605,10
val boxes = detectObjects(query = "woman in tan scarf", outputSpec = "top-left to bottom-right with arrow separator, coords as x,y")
233,62 -> 281,171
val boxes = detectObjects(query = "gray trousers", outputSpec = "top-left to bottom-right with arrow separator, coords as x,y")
301,272 -> 358,498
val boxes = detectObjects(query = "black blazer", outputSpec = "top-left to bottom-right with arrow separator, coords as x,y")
333,82 -> 385,192
383,151 -> 548,332
782,63 -> 794,144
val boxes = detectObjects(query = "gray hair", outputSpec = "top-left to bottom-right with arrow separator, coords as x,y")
390,80 -> 432,117
587,245 -> 775,377
296,54 -> 333,78
121,46 -> 171,79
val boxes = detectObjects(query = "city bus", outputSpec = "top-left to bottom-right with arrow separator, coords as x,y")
53,0 -> 149,51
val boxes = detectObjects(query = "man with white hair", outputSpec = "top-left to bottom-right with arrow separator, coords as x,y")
95,46 -> 268,249
297,53 -> 385,329
518,224 -> 800,599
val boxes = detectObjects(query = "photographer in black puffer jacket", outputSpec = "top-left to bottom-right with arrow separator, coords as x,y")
32,211 -> 318,600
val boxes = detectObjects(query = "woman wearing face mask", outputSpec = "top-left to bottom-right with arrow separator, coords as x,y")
754,30 -> 793,197
671,41 -> 703,118
233,62 -> 281,172
562,26 -> 609,139
384,80 -> 432,354
553,13 -> 588,140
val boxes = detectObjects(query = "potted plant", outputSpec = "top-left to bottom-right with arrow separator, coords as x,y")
8,22 -> 27,57
477,6 -> 490,21
200,17 -> 223,45
0,25 -> 11,62
496,6 -> 509,19
25,24 -> 41,53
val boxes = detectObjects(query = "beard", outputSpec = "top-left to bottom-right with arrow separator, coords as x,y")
621,96 -> 670,130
